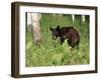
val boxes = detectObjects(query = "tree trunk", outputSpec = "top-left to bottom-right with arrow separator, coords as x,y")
31,13 -> 42,46
72,14 -> 75,22
81,15 -> 85,23
27,13 -> 32,32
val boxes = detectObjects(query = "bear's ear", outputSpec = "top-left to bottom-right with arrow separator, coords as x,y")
50,27 -> 53,31
56,25 -> 60,30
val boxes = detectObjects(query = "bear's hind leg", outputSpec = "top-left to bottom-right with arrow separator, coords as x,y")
68,40 -> 75,48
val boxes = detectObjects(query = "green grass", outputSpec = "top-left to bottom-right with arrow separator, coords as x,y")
25,14 -> 89,67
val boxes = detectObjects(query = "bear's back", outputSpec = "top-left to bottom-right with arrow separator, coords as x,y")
60,27 -> 79,36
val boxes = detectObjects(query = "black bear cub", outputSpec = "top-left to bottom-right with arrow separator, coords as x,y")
50,25 -> 80,48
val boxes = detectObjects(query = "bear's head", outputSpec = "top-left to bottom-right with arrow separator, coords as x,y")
50,25 -> 60,39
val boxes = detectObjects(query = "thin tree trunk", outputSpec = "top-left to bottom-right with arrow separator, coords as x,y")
27,13 -> 32,32
81,15 -> 85,23
72,14 -> 75,22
